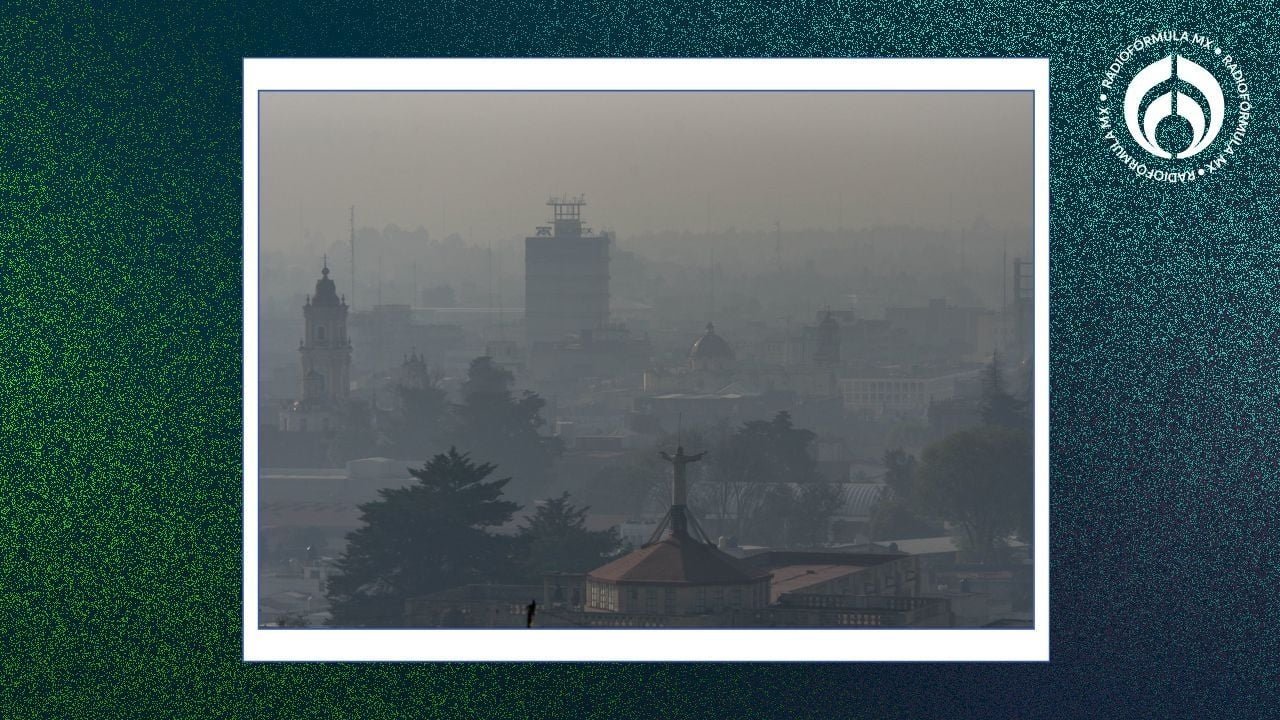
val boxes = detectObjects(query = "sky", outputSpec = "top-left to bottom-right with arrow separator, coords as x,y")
259,91 -> 1032,248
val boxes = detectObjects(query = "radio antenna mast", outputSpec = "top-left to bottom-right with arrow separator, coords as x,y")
349,206 -> 356,309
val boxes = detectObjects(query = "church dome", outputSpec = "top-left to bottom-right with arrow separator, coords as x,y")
312,259 -> 341,306
689,322 -> 733,366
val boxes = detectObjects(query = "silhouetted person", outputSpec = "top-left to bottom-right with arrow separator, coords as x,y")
526,599 -> 537,628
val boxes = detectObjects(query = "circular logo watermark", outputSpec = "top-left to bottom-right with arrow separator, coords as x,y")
1098,31 -> 1252,182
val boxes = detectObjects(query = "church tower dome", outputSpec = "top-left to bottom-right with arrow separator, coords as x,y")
689,322 -> 734,371
312,259 -> 340,306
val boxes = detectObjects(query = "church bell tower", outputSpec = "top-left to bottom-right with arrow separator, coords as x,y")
299,256 -> 351,406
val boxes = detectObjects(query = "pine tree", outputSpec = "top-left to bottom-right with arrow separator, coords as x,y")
325,448 -> 520,627
448,356 -> 562,503
981,352 -> 1030,429
380,380 -> 451,460
517,492 -> 620,580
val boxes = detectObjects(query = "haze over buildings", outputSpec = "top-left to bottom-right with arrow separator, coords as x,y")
260,91 -> 1032,248
256,91 -> 1035,630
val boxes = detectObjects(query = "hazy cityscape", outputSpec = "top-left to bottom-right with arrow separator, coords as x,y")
256,91 -> 1034,629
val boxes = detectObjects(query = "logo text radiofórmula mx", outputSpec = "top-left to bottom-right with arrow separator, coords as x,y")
1097,31 -> 1252,183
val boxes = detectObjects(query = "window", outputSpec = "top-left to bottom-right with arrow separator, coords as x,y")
731,588 -> 742,608
317,326 -> 326,341
664,588 -> 676,610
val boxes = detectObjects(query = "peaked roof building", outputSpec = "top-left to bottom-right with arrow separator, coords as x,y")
584,446 -> 771,615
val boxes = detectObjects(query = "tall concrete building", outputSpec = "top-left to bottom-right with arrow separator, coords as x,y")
524,195 -> 611,345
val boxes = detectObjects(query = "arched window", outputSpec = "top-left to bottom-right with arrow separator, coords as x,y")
317,326 -> 326,342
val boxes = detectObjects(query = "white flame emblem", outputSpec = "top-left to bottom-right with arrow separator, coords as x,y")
1124,54 -> 1224,159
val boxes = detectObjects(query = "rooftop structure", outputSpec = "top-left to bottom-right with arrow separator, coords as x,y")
525,195 -> 611,345
689,322 -> 734,371
584,445 -> 771,614
278,258 -> 352,437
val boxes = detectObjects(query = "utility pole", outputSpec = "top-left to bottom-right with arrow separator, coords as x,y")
349,206 -> 356,310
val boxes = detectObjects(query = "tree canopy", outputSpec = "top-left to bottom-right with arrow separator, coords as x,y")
379,378 -> 451,460
516,492 -> 620,580
914,425 -> 1032,561
981,352 -> 1031,430
325,447 -> 520,627
447,356 -> 562,503
715,411 -> 821,488
700,411 -> 839,546
868,448 -> 945,541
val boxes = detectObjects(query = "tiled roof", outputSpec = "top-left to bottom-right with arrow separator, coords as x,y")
767,564 -> 867,602
587,533 -> 769,586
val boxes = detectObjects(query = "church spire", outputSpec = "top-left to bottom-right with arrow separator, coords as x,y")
312,255 -> 340,306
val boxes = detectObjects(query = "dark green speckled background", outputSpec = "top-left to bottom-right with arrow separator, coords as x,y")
3,1 -> 1279,717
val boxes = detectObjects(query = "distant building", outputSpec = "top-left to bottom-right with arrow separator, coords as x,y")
813,310 -> 841,366
525,195 -> 611,345
258,458 -> 417,570
885,298 -> 1000,364
837,367 -> 982,420
348,304 -> 465,377
528,323 -> 651,386
689,322 -> 734,372
397,350 -> 430,389
633,390 -> 775,432
279,258 -> 351,434
399,461 -> 953,627
643,321 -> 745,392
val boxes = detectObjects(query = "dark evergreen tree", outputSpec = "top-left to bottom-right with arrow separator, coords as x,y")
325,448 -> 520,627
716,411 -> 821,488
516,492 -> 620,580
329,398 -> 378,465
380,379 -> 452,460
981,352 -> 1030,430
448,356 -> 563,503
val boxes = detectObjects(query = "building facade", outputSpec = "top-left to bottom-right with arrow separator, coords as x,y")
279,259 -> 352,433
525,195 -> 611,345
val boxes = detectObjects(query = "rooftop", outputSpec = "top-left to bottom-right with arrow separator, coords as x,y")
767,564 -> 867,602
588,532 -> 769,586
